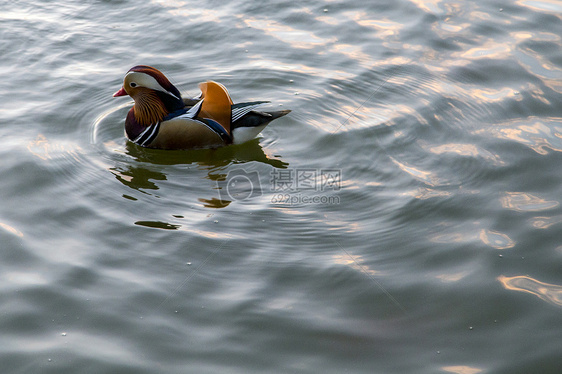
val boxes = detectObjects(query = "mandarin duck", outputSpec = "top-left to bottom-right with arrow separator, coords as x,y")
113,65 -> 290,149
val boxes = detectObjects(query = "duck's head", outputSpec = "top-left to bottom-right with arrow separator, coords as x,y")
113,65 -> 184,125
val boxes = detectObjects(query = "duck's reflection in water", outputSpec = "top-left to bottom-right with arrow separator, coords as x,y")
110,139 -> 288,209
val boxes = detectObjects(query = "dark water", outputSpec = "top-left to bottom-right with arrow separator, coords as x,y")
1,0 -> 562,373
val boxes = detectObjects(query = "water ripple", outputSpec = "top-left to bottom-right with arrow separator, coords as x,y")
498,275 -> 562,308
2,0 -> 562,372
501,191 -> 559,212
481,117 -> 562,155
479,229 -> 515,250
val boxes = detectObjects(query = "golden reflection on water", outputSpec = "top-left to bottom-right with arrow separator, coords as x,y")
350,12 -> 403,37
470,87 -> 520,102
315,14 -> 340,26
27,134 -> 58,161
332,253 -> 381,277
0,222 -> 24,238
430,231 -> 469,244
408,0 -> 446,14
152,0 -> 224,22
517,0 -> 562,13
529,215 -> 562,229
500,191 -> 559,212
442,366 -> 483,374
511,31 -> 562,93
459,41 -> 511,60
498,275 -> 562,308
479,229 -> 515,250
435,270 -> 470,283
27,134 -> 84,162
403,187 -> 451,200
424,142 -> 504,166
390,157 -> 439,186
438,22 -> 464,33
518,46 -> 562,81
429,223 -> 515,251
482,118 -> 562,155
244,12 -> 409,70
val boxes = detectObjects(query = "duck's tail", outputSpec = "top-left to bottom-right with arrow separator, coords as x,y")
232,109 -> 291,129
231,109 -> 291,144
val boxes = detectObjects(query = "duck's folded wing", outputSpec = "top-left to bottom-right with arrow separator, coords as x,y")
147,117 -> 227,149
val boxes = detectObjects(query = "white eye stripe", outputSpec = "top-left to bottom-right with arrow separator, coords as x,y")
125,71 -> 180,100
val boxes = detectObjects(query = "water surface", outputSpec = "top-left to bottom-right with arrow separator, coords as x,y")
1,0 -> 562,373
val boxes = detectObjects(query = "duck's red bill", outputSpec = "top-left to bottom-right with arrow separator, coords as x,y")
113,87 -> 127,97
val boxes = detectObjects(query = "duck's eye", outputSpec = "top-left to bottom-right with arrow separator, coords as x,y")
129,82 -> 137,88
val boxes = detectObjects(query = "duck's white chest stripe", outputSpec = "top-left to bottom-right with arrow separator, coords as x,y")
182,99 -> 203,119
132,122 -> 161,146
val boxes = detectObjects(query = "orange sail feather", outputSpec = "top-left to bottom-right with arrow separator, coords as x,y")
199,81 -> 233,135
